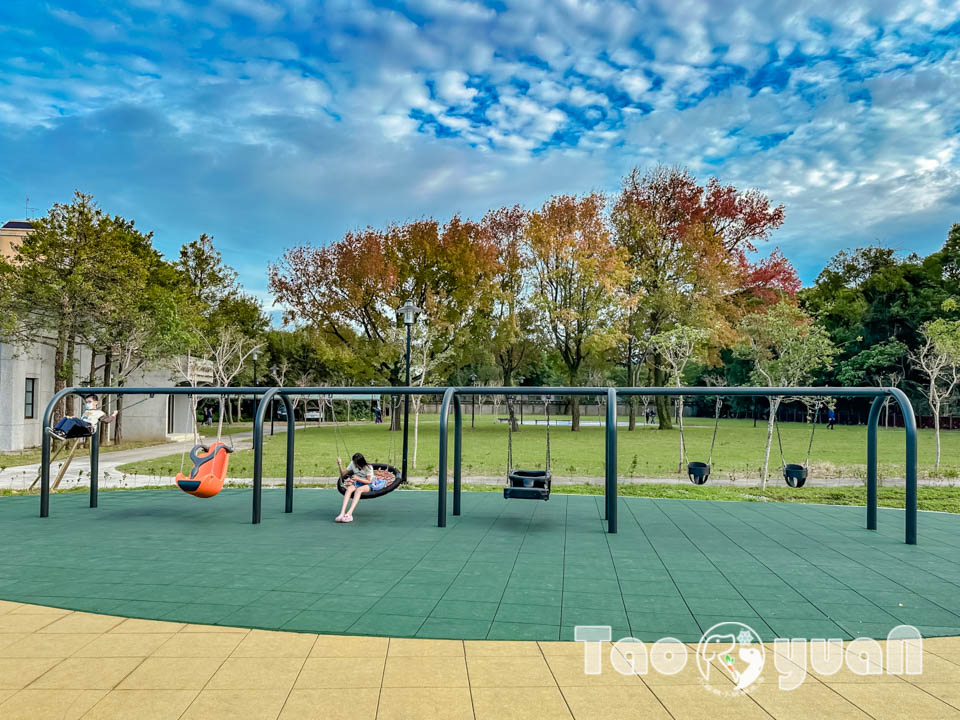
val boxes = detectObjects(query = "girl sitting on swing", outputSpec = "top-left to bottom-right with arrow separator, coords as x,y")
49,395 -> 117,439
335,453 -> 386,522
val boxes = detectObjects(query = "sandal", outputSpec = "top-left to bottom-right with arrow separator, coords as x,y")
335,514 -> 345,523
342,514 -> 354,523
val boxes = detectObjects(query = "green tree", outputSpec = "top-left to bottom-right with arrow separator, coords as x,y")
525,193 -> 629,430
912,314 -> 960,470
736,302 -> 837,487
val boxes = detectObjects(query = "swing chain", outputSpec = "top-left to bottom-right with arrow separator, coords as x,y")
707,395 -> 723,467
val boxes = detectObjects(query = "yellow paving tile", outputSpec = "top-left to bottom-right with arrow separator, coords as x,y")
109,618 -> 186,634
73,632 -> 173,657
921,638 -> 960,653
468,655 -> 558,687
377,687 -> 474,720
389,638 -> 463,656
82,689 -> 198,720
0,600 -> 23,614
472,686 -> 572,719
639,652 -> 734,687
545,654 -> 644,687
205,657 -> 305,691
0,613 -> 60,633
38,612 -> 124,635
825,681 -> 960,720
0,688 -> 106,720
0,657 -> 61,689
560,685 -> 673,720
0,688 -> 15,703
180,622 -> 247,633
901,654 -> 960,683
650,684 -> 777,719
0,632 -> 99,657
9,603 -> 70,616
231,629 -> 317,657
749,682 -> 873,719
278,688 -> 379,720
295,656 -> 384,689
914,683 -> 960,712
381,654 -> 469,688
465,640 -> 542,657
152,631 -> 247,658
539,641 -> 605,657
310,634 -> 388,658
0,633 -> 28,650
30,657 -> 143,690
117,657 -> 224,690
180,689 -> 288,720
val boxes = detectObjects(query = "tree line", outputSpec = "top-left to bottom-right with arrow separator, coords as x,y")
3,176 -> 959,477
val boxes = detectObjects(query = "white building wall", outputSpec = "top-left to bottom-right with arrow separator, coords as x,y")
0,342 -> 200,451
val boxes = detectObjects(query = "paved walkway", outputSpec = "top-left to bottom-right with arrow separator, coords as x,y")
1,601 -> 959,719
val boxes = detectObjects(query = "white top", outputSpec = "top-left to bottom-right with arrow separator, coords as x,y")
81,408 -> 106,426
346,461 -> 374,481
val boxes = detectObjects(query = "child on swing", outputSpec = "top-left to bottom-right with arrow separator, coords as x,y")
335,452 -> 386,523
49,395 -> 117,439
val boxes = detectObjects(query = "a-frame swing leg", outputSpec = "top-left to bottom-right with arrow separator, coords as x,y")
51,439 -> 82,491
29,440 -> 70,491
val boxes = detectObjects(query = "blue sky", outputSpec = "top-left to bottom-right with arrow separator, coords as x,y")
1,0 -> 959,311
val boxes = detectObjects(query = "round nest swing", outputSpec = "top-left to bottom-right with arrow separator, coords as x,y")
336,462 -> 403,499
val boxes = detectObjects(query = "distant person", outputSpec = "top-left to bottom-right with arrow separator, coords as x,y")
203,406 -> 213,426
826,407 -> 836,430
374,404 -> 383,424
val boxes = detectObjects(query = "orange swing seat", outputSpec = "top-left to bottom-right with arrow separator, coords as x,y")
176,441 -> 233,498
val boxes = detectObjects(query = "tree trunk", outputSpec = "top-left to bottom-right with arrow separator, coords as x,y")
217,398 -> 226,441
676,394 -> 685,472
651,362 -> 672,430
88,346 -> 97,385
570,396 -> 580,432
933,398 -> 942,471
761,397 -> 780,489
65,333 -> 77,417
114,392 -> 124,444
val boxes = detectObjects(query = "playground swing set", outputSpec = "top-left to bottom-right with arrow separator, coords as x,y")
35,384 -> 920,545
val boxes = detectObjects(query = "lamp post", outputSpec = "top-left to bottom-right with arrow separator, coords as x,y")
269,365 -> 277,436
252,348 -> 259,424
470,373 -> 477,429
398,299 -> 419,483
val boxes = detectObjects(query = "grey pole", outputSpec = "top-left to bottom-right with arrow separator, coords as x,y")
454,395 -> 462,516
90,424 -> 100,508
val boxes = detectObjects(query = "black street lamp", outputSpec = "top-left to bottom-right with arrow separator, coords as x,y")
252,348 -> 259,424
470,373 -> 477,429
398,299 -> 419,484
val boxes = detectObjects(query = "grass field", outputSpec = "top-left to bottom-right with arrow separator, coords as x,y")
119,414 -> 960,482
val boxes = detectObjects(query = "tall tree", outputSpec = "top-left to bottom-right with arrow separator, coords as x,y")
736,302 -> 837,487
525,193 -> 629,430
611,166 -> 788,429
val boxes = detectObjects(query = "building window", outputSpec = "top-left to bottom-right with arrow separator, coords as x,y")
24,378 -> 37,419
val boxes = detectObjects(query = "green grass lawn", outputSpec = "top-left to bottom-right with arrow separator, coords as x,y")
119,414 -> 960,483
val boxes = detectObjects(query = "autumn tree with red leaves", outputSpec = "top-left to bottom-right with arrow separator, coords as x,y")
268,218 -> 498,428
612,165 -> 791,429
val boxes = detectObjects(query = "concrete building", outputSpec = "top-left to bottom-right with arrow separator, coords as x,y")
0,219 -> 31,260
0,219 -> 203,451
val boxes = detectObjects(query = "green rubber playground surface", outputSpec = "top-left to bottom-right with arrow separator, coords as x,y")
1,489 -> 959,642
